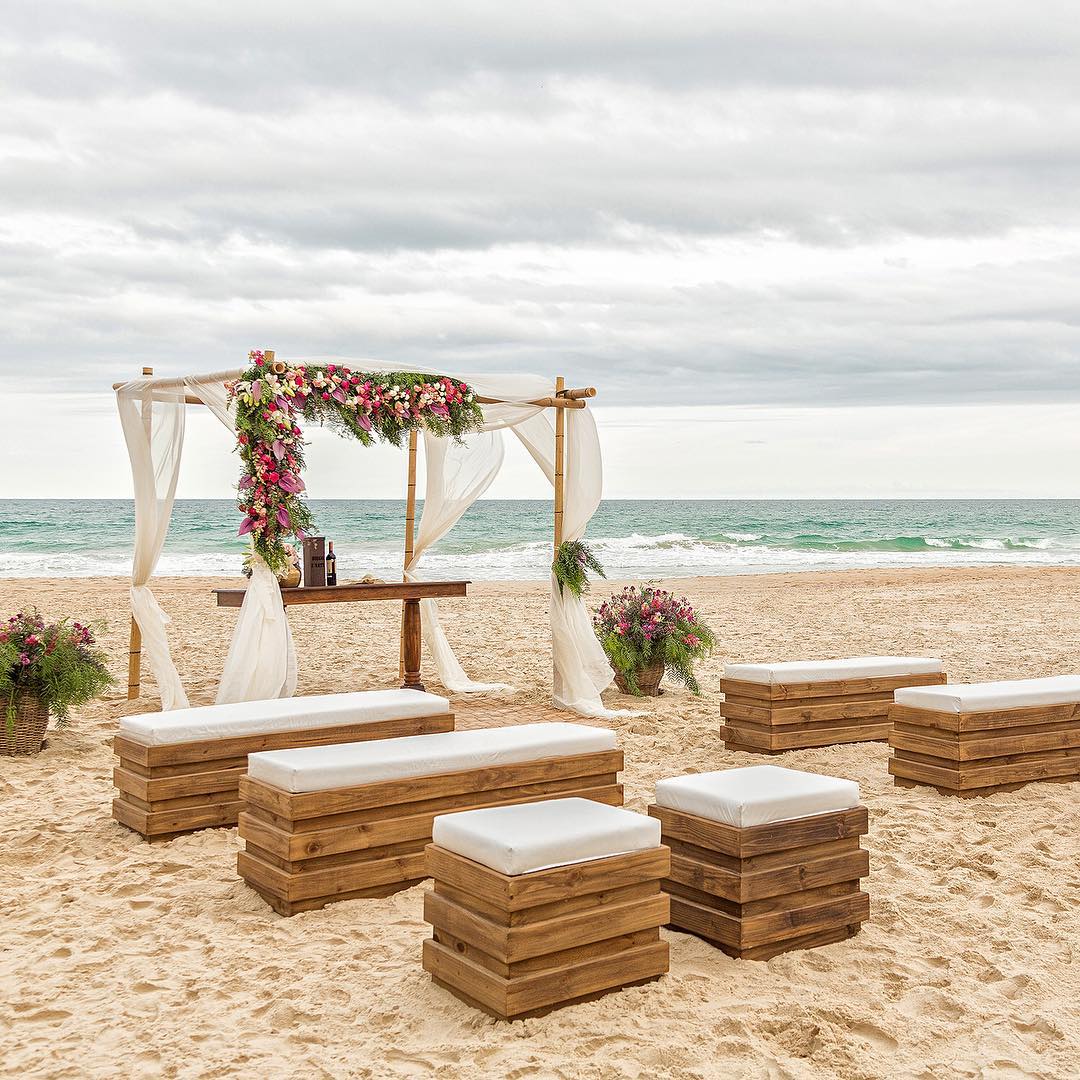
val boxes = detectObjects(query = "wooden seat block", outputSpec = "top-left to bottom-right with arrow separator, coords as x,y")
889,701 -> 1080,796
237,750 -> 626,916
720,672 -> 947,753
648,803 -> 870,960
422,845 -> 670,1019
113,711 -> 454,841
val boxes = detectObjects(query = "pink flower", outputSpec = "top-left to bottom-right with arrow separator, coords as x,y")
322,392 -> 330,400
238,516 -> 256,536
276,506 -> 291,529
19,652 -> 31,665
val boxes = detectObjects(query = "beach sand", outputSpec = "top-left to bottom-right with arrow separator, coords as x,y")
1,566 -> 1078,1079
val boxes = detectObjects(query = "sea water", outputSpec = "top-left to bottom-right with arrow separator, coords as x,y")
1,499 -> 1078,580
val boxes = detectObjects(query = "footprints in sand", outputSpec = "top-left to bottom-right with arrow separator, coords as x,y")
849,1022 -> 899,1052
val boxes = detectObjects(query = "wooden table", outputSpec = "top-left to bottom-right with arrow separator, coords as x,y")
213,581 -> 470,692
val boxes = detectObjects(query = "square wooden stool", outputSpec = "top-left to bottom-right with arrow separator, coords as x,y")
720,656 -> 946,753
422,798 -> 670,1019
649,765 -> 870,960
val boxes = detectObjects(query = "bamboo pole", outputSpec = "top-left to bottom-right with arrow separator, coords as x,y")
126,366 -> 154,699
111,376 -> 595,411
554,376 -> 565,559
476,393 -> 587,409
400,428 -> 419,679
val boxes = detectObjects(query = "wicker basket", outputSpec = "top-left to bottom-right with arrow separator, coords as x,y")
1,692 -> 51,756
613,660 -> 665,697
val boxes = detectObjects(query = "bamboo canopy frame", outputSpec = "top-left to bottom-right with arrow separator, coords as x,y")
116,353 -> 598,700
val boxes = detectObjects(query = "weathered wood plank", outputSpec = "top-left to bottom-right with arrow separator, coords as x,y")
648,805 -> 868,858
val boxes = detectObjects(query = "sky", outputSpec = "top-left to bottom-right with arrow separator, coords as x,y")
2,1 -> 1079,498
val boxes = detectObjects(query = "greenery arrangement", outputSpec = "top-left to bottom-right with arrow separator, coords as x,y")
1,611 -> 114,730
552,539 -> 606,597
593,585 -> 715,695
228,351 -> 485,573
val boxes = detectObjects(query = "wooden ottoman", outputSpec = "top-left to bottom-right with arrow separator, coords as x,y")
238,723 -> 625,916
112,689 -> 454,840
648,765 -> 870,960
720,656 -> 947,753
422,798 -> 670,1019
889,675 -> 1080,796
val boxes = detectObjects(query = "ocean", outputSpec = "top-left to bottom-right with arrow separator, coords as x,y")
1,499 -> 1078,580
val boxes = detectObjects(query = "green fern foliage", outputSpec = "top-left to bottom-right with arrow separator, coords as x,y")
552,540 -> 606,597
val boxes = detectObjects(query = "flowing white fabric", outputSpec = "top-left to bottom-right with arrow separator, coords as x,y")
184,376 -> 298,705
404,374 -> 624,716
116,374 -> 298,710
215,553 -> 298,703
116,381 -> 190,711
406,430 -> 510,692
511,409 -> 628,717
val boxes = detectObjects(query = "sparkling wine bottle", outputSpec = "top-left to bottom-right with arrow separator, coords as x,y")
326,540 -> 338,586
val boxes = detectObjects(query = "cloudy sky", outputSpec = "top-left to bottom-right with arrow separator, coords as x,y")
2,1 -> 1079,498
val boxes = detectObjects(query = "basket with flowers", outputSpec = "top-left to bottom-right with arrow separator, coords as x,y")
1,611 -> 113,755
593,585 -> 715,696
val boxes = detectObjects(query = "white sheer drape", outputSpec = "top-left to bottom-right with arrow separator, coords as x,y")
116,375 -> 298,709
512,408 -> 623,716
404,376 -> 623,717
117,382 -> 190,711
405,430 -> 510,692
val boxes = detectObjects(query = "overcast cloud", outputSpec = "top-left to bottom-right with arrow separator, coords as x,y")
2,1 -> 1079,416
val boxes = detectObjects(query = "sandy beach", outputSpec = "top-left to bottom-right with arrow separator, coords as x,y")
2,566 -> 1079,1079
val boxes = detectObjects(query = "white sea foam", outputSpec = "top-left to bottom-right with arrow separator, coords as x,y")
5,530 -> 1080,580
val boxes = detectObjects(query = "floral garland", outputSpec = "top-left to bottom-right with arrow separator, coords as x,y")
227,350 -> 484,573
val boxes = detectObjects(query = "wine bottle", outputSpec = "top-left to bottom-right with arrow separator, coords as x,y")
326,540 -> 338,586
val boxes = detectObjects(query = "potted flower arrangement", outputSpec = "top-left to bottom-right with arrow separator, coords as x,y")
1,611 -> 114,755
593,585 -> 715,696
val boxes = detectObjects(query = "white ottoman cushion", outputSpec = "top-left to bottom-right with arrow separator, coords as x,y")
118,689 -> 449,746
894,674 -> 1080,714
247,722 -> 617,793
432,797 -> 661,876
724,656 -> 943,686
655,765 -> 860,828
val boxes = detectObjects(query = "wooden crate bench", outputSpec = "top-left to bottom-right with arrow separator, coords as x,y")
237,723 -> 625,916
720,656 -> 947,753
113,689 -> 453,840
889,675 -> 1080,797
422,798 -> 669,1019
648,765 -> 870,960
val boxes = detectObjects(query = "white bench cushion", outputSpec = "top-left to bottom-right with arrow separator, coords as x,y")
118,689 -> 449,747
432,797 -> 661,876
724,656 -> 943,685
894,674 -> 1080,714
655,765 -> 860,828
247,722 -> 617,793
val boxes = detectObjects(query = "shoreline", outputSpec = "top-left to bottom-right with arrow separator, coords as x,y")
3,561 -> 1079,590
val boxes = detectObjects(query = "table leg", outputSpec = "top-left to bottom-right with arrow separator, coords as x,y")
401,598 -> 425,692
